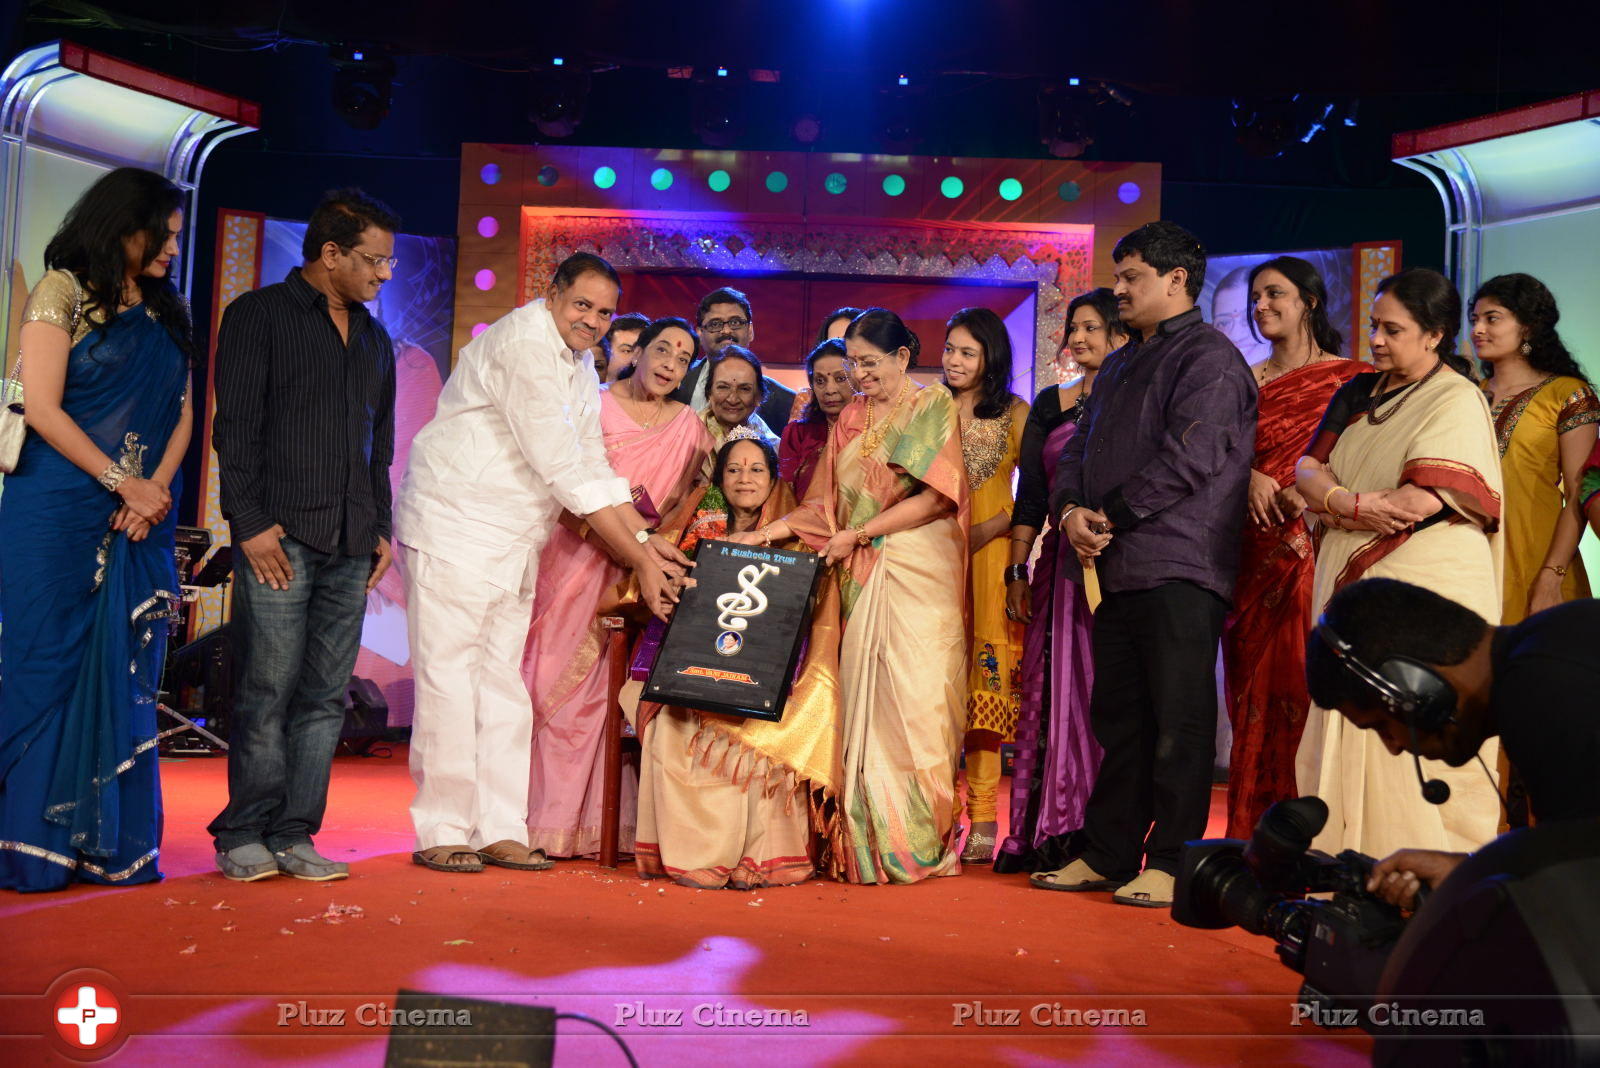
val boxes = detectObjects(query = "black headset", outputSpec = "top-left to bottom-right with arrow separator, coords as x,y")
1314,616 -> 1459,805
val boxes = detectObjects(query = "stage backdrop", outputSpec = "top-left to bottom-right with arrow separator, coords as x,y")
195,212 -> 456,727
614,272 -> 1038,398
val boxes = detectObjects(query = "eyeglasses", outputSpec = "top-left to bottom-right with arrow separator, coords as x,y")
701,316 -> 750,333
344,247 -> 398,271
846,357 -> 890,372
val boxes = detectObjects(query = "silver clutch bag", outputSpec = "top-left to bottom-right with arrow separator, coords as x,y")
1,274 -> 82,474
0,359 -> 25,474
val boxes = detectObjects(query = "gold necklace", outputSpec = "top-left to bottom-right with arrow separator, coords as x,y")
626,377 -> 666,428
860,377 -> 912,454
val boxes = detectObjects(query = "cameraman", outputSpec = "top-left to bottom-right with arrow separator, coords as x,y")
1304,578 -> 1600,909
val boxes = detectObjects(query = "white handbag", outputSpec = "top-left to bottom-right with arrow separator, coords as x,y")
0,274 -> 82,474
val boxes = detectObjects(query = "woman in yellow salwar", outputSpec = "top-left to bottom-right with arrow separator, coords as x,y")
738,308 -> 970,884
1469,274 -> 1597,625
1294,269 -> 1504,861
939,307 -> 1029,863
635,432 -> 839,889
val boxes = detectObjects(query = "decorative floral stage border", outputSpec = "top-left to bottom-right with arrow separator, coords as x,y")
521,210 -> 1095,387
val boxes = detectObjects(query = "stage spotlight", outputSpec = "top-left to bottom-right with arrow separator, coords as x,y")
528,64 -> 590,139
897,73 -> 909,86
791,113 -> 823,145
692,78 -> 746,147
1230,95 -> 1302,158
876,88 -> 918,154
330,45 -> 395,131
1037,82 -> 1093,159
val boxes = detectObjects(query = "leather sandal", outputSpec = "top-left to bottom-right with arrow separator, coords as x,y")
1029,858 -> 1119,892
477,840 -> 555,871
1111,868 -> 1175,908
412,845 -> 484,873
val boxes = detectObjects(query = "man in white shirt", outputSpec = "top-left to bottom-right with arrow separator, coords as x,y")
395,253 -> 682,874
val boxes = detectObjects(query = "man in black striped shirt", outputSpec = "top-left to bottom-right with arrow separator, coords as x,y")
208,189 -> 400,883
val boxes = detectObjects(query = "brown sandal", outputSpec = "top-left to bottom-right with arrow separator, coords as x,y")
412,845 -> 484,873
477,840 -> 555,871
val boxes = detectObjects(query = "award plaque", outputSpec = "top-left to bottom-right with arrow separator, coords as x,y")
644,539 -> 822,721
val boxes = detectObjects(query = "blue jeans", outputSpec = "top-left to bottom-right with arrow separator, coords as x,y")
208,537 -> 369,853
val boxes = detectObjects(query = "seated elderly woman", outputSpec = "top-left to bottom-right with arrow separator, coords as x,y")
634,431 -> 842,889
699,346 -> 780,475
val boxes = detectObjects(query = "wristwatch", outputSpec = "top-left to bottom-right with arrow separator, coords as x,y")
634,528 -> 651,545
854,525 -> 872,547
1005,564 -> 1029,584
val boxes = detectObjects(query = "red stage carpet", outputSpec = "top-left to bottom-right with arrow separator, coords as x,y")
3,747 -> 1370,1065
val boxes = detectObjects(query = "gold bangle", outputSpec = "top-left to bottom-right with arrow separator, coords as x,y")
760,524 -> 773,547
854,525 -> 872,547
1321,484 -> 1348,515
1543,564 -> 1568,578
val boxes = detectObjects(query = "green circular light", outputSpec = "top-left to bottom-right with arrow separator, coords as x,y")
940,175 -> 964,199
765,171 -> 789,193
593,166 -> 617,190
998,177 -> 1023,202
707,169 -> 731,192
824,172 -> 848,195
537,165 -> 559,187
1057,180 -> 1081,202
882,173 -> 906,197
650,167 -> 674,191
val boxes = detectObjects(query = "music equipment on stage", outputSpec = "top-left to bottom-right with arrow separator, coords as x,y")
159,527 -> 233,754
644,539 -> 821,722
384,991 -> 556,1067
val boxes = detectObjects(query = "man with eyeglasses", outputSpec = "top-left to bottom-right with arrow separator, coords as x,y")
674,285 -> 796,433
211,188 -> 402,883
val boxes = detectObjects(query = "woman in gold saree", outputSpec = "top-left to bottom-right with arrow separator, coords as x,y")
1294,269 -> 1503,860
635,433 -> 840,889
737,308 -> 970,884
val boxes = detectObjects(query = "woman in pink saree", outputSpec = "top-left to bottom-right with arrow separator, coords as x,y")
522,317 -> 713,859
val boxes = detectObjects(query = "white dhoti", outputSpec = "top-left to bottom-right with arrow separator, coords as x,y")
401,542 -> 539,850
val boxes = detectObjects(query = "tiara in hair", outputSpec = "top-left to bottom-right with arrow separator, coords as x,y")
726,424 -> 764,443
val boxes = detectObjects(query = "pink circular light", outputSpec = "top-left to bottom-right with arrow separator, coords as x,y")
474,269 -> 496,292
471,322 -> 489,338
477,215 -> 500,239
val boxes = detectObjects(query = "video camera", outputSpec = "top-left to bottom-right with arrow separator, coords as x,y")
1172,796 -> 1408,1030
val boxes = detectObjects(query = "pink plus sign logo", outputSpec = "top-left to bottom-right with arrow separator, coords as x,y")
54,983 -> 121,1048
45,969 -> 130,1061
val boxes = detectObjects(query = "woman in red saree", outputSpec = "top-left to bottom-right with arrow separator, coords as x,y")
1222,257 -> 1363,838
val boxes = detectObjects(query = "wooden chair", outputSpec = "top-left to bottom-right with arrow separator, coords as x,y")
597,615 -> 638,869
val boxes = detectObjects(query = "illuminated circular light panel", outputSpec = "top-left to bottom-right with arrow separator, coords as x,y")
998,178 -> 1023,201
708,169 -> 732,192
1118,181 -> 1142,204
536,165 -> 559,187
479,163 -> 500,186
882,174 -> 906,197
474,269 -> 496,292
940,176 -> 964,199
471,322 -> 490,338
765,171 -> 788,193
476,216 -> 499,239
1057,180 -> 1082,201
824,172 -> 847,195
593,165 -> 618,189
650,167 -> 674,191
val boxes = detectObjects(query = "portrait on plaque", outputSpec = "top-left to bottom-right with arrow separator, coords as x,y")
644,540 -> 822,722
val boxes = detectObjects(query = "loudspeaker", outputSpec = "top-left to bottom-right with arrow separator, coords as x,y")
382,990 -> 555,1067
1374,819 -> 1600,1066
338,676 -> 396,756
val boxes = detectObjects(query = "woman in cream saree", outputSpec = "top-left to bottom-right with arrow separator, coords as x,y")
1295,271 -> 1504,860
747,309 -> 970,884
635,435 -> 842,888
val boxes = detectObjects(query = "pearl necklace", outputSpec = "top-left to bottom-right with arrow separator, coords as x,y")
860,377 -> 912,454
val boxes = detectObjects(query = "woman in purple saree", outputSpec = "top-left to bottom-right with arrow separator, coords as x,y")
997,289 -> 1124,878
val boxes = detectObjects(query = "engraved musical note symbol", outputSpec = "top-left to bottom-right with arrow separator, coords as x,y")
716,563 -> 780,631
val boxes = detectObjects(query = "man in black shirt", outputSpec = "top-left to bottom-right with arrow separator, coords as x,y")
209,189 -> 401,882
1304,577 -> 1600,908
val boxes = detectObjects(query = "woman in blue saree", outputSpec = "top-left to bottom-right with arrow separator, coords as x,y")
0,167 -> 193,891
